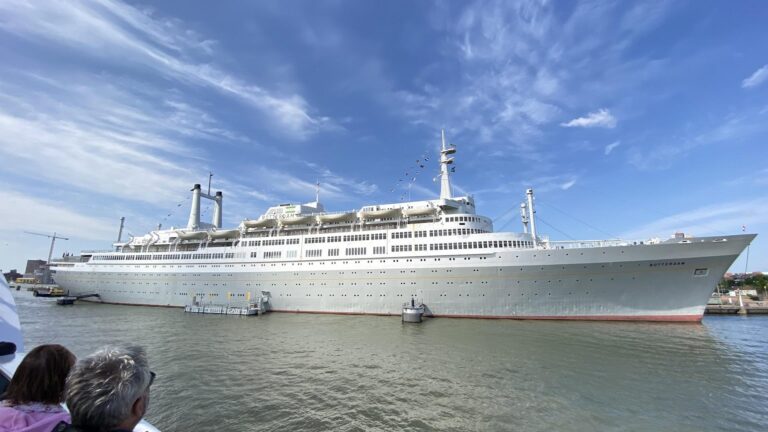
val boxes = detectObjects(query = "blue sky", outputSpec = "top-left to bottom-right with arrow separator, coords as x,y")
0,0 -> 766,273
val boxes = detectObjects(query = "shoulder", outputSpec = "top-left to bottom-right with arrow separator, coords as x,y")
5,403 -> 66,414
0,407 -> 70,432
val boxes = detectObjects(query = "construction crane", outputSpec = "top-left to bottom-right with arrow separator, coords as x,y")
23,231 -> 69,265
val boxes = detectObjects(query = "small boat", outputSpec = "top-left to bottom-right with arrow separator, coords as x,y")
316,212 -> 357,223
402,206 -> 437,217
242,218 -> 278,228
208,229 -> 240,240
359,207 -> 402,220
32,287 -> 66,297
280,215 -> 314,226
174,230 -> 208,240
402,301 -> 426,323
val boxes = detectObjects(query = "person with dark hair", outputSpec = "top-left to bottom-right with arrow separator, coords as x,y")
0,344 -> 76,432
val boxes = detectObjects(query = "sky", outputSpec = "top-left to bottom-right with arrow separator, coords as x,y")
0,0 -> 766,274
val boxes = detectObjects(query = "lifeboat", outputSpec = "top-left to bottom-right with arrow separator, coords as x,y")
208,229 -> 240,240
359,208 -> 402,220
280,215 -> 314,226
243,218 -> 278,228
174,231 -> 208,241
402,207 -> 437,217
316,212 -> 357,223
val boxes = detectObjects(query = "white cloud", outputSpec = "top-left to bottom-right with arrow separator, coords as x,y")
0,190 -> 116,241
0,0 -> 330,139
0,78 -> 211,206
560,179 -> 576,190
741,64 -> 768,88
561,108 -> 617,128
604,140 -> 621,155
620,199 -> 768,240
629,114 -> 768,170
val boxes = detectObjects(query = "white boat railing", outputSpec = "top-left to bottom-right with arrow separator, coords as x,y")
545,239 -> 632,249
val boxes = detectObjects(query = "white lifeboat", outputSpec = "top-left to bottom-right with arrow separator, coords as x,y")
316,212 -> 357,223
280,215 -> 314,226
243,218 -> 278,228
208,229 -> 240,240
359,208 -> 402,220
175,230 -> 208,240
402,207 -> 437,217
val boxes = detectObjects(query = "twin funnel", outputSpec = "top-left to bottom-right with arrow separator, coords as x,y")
186,184 -> 223,230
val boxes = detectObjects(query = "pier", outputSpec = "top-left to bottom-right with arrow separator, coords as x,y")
184,296 -> 269,316
705,304 -> 768,315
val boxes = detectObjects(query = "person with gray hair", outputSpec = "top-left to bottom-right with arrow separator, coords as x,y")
63,345 -> 155,432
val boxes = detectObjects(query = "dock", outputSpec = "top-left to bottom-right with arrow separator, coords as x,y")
705,304 -> 768,315
184,296 -> 269,316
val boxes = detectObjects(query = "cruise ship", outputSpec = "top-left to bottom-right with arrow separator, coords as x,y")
54,132 -> 755,322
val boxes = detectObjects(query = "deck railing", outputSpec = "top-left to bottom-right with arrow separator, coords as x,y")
545,239 -> 654,249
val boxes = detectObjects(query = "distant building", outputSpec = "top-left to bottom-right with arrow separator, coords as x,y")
24,259 -> 53,284
24,259 -> 46,276
3,269 -> 23,282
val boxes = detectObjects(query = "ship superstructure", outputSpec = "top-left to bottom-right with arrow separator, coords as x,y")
53,132 -> 755,321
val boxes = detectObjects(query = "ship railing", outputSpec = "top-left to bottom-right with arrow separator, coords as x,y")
545,239 -> 631,249
52,256 -> 88,263
80,249 -> 114,254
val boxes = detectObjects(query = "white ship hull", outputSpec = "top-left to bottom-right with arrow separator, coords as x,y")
52,134 -> 756,322
54,234 -> 753,322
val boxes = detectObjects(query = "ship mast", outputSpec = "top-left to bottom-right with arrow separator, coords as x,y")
439,129 -> 456,200
526,188 -> 538,246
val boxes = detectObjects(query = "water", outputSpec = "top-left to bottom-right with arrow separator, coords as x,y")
12,291 -> 768,431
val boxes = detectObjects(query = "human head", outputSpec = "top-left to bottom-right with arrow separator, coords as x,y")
3,344 -> 75,405
65,345 -> 153,432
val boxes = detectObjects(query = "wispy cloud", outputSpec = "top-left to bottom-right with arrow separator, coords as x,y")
299,161 -> 379,197
628,113 -> 768,170
560,179 -> 577,190
239,166 -> 364,205
741,64 -> 768,89
0,75 -> 214,206
620,199 -> 768,240
0,190 -> 117,241
561,109 -> 617,128
604,141 -> 621,155
0,0 -> 331,139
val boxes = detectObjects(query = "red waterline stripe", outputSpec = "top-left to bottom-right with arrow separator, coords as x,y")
270,309 -> 703,323
83,301 -> 702,322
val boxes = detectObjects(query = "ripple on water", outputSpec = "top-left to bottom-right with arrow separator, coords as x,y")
11,292 -> 768,431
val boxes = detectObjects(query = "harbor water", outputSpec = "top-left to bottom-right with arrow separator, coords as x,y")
13,291 -> 768,431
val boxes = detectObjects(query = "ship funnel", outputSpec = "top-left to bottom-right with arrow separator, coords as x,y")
212,191 -> 223,228
187,184 -> 202,230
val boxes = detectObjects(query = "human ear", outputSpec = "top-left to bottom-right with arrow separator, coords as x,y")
132,394 -> 147,418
